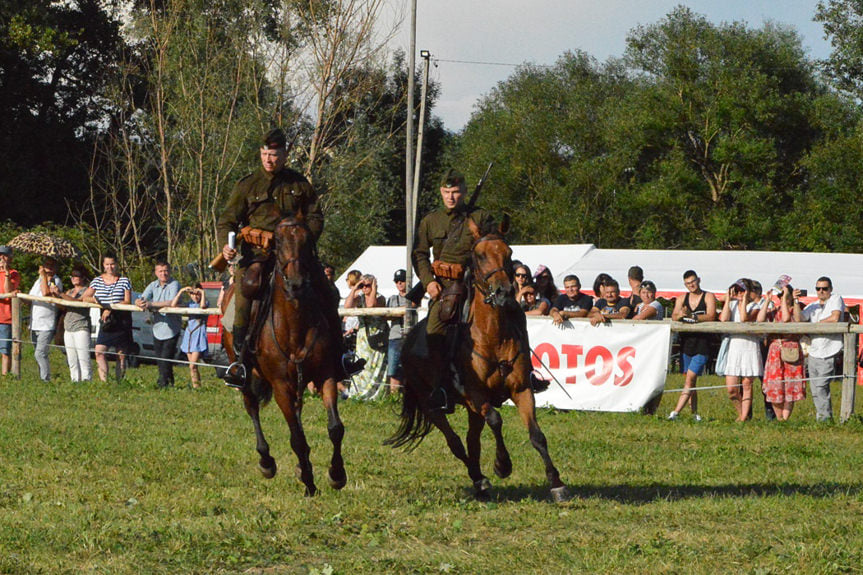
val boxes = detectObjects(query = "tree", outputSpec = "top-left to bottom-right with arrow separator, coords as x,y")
617,7 -> 829,249
0,0 -> 126,225
455,51 -> 631,246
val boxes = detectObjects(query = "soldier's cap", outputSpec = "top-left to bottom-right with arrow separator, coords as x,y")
0,245 -> 11,256
263,128 -> 287,150
440,168 -> 466,188
393,269 -> 406,282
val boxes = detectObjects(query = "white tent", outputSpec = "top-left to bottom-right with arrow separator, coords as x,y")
337,245 -> 863,305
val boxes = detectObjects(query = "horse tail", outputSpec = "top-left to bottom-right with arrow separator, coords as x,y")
248,374 -> 273,407
384,376 -> 433,450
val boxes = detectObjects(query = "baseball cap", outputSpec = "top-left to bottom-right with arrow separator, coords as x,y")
0,245 -> 12,256
393,269 -> 406,282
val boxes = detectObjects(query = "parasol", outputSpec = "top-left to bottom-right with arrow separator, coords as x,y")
7,232 -> 80,259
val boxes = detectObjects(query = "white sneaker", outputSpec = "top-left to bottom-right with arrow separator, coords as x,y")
667,411 -> 679,420
693,414 -> 703,422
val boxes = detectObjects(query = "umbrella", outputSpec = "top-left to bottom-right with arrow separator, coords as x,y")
7,232 -> 80,259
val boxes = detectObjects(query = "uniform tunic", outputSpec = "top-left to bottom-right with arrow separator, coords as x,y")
411,205 -> 493,336
217,167 -> 324,330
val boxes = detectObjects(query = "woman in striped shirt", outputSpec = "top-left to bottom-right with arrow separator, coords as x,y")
82,255 -> 133,381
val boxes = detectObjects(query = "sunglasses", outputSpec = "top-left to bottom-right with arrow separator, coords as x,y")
514,273 -> 528,278
815,286 -> 831,292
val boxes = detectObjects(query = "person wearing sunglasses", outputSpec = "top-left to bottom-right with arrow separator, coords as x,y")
799,277 -> 845,422
513,264 -> 532,303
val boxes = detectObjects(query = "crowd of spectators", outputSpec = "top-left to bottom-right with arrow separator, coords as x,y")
0,246 -> 857,423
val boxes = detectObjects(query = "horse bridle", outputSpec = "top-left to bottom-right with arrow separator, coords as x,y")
471,234 -> 511,306
275,220 -> 311,300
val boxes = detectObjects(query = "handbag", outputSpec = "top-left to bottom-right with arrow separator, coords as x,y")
100,310 -> 121,332
780,340 -> 800,364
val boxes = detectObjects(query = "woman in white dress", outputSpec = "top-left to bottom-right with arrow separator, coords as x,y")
344,274 -> 388,399
719,279 -> 763,421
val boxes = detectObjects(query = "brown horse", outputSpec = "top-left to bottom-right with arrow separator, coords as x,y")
387,217 -> 568,502
222,215 -> 346,496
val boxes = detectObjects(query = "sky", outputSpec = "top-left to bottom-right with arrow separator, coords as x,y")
392,0 -> 835,131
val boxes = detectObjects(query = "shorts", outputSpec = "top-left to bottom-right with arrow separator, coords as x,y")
682,353 -> 708,376
386,338 -> 403,379
0,323 -> 11,355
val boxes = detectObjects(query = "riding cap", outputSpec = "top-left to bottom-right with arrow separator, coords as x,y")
263,128 -> 287,150
439,168 -> 466,188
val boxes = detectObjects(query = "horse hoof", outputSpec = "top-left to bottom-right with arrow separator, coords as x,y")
474,478 -> 492,501
304,484 -> 318,497
494,458 -> 512,479
328,467 -> 347,490
550,485 -> 569,503
258,458 -> 277,479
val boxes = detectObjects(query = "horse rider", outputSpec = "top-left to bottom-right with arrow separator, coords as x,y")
217,128 -> 365,388
412,168 -> 494,411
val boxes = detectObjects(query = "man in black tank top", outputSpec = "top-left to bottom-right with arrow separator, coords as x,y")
669,270 -> 718,421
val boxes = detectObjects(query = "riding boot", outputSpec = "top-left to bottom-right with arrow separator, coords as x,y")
427,334 -> 453,413
319,290 -> 366,377
223,325 -> 249,389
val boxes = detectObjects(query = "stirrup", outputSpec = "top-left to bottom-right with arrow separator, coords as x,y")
223,361 -> 247,389
428,386 -> 452,413
342,351 -> 366,376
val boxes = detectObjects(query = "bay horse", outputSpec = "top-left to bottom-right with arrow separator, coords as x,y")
222,215 -> 346,496
387,217 -> 568,502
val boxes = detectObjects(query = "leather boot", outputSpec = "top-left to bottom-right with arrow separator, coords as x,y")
426,334 -> 452,413
223,326 -> 248,389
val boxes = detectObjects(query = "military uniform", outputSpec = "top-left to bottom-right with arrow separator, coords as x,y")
216,128 -> 359,388
412,168 -> 494,411
217,166 -> 326,332
412,204 -> 493,336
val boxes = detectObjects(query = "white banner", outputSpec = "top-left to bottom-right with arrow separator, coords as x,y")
526,319 -> 671,412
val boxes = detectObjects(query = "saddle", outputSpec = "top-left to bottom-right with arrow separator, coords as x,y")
241,255 -> 274,301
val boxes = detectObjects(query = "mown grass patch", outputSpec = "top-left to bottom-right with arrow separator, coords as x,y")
1,359 -> 862,574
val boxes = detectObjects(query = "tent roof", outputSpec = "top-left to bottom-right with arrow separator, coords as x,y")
562,248 -> 863,303
336,245 -> 863,305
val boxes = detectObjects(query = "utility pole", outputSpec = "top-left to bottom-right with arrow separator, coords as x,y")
404,0 -> 418,331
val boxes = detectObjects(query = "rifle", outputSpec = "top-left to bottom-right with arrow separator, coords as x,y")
467,162 -> 493,209
405,162 -> 494,306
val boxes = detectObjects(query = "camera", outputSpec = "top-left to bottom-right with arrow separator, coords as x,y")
799,289 -> 807,297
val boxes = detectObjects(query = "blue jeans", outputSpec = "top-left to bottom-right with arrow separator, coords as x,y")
386,338 -> 403,379
0,323 -> 11,356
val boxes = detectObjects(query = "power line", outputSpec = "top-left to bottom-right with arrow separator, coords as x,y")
433,57 -> 554,68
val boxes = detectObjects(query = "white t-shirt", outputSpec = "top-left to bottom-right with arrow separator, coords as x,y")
29,275 -> 63,331
802,293 -> 846,359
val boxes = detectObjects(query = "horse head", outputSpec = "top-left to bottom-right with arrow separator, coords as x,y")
274,215 -> 313,297
468,215 -> 514,309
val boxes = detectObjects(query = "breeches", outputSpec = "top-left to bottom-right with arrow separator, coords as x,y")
426,299 -> 447,336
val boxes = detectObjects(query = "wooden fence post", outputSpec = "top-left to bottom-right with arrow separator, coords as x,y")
11,296 -> 21,379
841,331 -> 856,422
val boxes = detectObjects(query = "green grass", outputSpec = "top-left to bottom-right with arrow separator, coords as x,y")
1,355 -> 862,574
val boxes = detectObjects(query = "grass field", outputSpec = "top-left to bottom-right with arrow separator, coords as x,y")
1,356 -> 862,574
